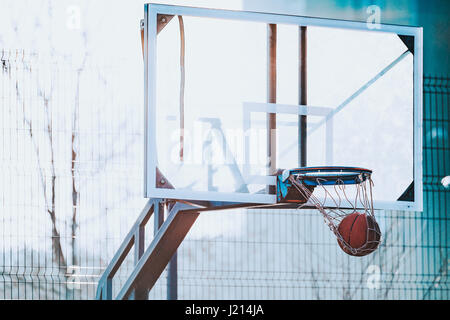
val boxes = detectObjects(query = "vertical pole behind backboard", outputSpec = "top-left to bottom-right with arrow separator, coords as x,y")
167,15 -> 186,301
267,24 -> 277,193
298,26 -> 307,167
167,250 -> 177,300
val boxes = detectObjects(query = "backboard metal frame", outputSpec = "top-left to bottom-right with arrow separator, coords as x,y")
143,3 -> 423,211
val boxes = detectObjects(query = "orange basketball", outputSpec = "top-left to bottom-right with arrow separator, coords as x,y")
337,212 -> 381,256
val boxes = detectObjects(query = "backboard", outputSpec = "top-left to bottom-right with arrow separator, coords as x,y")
143,4 -> 423,211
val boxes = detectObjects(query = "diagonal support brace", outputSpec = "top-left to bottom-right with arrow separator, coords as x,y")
116,202 -> 199,299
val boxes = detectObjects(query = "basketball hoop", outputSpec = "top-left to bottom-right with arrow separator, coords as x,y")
279,166 -> 381,256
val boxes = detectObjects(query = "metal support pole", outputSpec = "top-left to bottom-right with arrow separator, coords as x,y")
152,199 -> 178,300
154,202 -> 166,299
298,26 -> 307,167
167,251 -> 177,300
154,201 -> 164,236
267,24 -> 277,194
166,200 -> 177,300
167,16 -> 185,301
133,223 -> 147,299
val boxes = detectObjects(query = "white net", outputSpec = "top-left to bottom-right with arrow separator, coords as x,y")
289,171 -> 381,256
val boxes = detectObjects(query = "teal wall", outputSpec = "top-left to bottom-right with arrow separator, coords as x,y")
242,0 -> 449,76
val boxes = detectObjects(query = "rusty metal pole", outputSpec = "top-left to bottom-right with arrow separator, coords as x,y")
298,26 -> 307,167
178,16 -> 185,162
167,15 -> 185,301
267,24 -> 277,194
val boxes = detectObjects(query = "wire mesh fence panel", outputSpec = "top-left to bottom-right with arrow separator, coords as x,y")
0,51 -> 448,299
174,74 -> 448,300
0,51 -> 151,299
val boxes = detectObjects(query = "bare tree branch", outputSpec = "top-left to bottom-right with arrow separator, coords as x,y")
15,60 -> 67,270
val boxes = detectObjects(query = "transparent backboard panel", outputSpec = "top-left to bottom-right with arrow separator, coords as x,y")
147,6 -> 420,208
155,16 -> 268,195
305,26 -> 414,206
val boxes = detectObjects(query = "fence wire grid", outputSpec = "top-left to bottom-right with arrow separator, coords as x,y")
0,51 -> 448,300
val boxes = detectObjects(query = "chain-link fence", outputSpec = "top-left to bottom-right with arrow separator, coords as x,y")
0,51 -> 448,299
